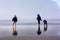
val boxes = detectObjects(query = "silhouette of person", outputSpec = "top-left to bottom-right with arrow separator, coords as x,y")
43,20 -> 48,31
37,14 -> 42,35
37,14 -> 42,25
12,15 -> 18,35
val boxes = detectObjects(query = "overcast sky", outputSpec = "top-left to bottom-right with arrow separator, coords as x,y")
0,0 -> 60,20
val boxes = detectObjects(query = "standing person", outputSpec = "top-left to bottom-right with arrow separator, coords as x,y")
37,14 -> 42,35
12,15 -> 18,35
37,14 -> 42,26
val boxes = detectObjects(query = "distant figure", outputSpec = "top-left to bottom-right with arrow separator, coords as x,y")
43,20 -> 48,31
37,14 -> 42,25
12,15 -> 18,36
37,14 -> 42,35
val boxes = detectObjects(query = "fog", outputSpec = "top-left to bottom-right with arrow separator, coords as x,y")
0,0 -> 60,20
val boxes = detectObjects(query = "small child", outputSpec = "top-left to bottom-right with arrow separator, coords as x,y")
43,20 -> 47,31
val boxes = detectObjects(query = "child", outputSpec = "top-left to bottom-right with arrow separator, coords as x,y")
43,20 -> 48,31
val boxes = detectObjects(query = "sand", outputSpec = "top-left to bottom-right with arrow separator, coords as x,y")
0,36 -> 60,40
0,24 -> 60,40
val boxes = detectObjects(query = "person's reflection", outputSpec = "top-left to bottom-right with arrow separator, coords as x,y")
37,24 -> 41,35
12,15 -> 18,35
36,14 -> 42,35
43,20 -> 48,31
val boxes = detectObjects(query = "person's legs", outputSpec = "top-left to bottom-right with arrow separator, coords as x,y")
13,22 -> 16,31
38,21 -> 40,29
38,21 -> 40,24
14,22 -> 16,31
38,21 -> 41,31
44,24 -> 45,28
12,26 -> 14,32
46,24 -> 48,29
12,22 -> 14,32
44,23 -> 47,31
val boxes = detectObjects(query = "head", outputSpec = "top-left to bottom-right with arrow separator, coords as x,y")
37,14 -> 40,17
14,15 -> 17,17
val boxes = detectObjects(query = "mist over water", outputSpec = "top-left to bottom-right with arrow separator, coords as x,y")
0,19 -> 60,25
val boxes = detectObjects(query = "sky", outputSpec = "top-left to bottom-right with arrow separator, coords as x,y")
52,0 -> 60,7
0,0 -> 60,20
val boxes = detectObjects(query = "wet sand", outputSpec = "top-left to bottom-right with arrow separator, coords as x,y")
0,24 -> 60,40
0,36 -> 60,40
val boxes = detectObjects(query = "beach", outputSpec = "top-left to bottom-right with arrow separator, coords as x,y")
0,20 -> 60,40
0,25 -> 60,40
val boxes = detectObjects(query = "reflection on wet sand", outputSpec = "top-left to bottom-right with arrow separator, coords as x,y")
37,24 -> 41,35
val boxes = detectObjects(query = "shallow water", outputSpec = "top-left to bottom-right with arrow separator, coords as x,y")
0,20 -> 60,37
0,24 -> 60,38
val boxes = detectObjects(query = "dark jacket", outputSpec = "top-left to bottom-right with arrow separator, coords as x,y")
37,16 -> 42,21
12,17 -> 17,22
